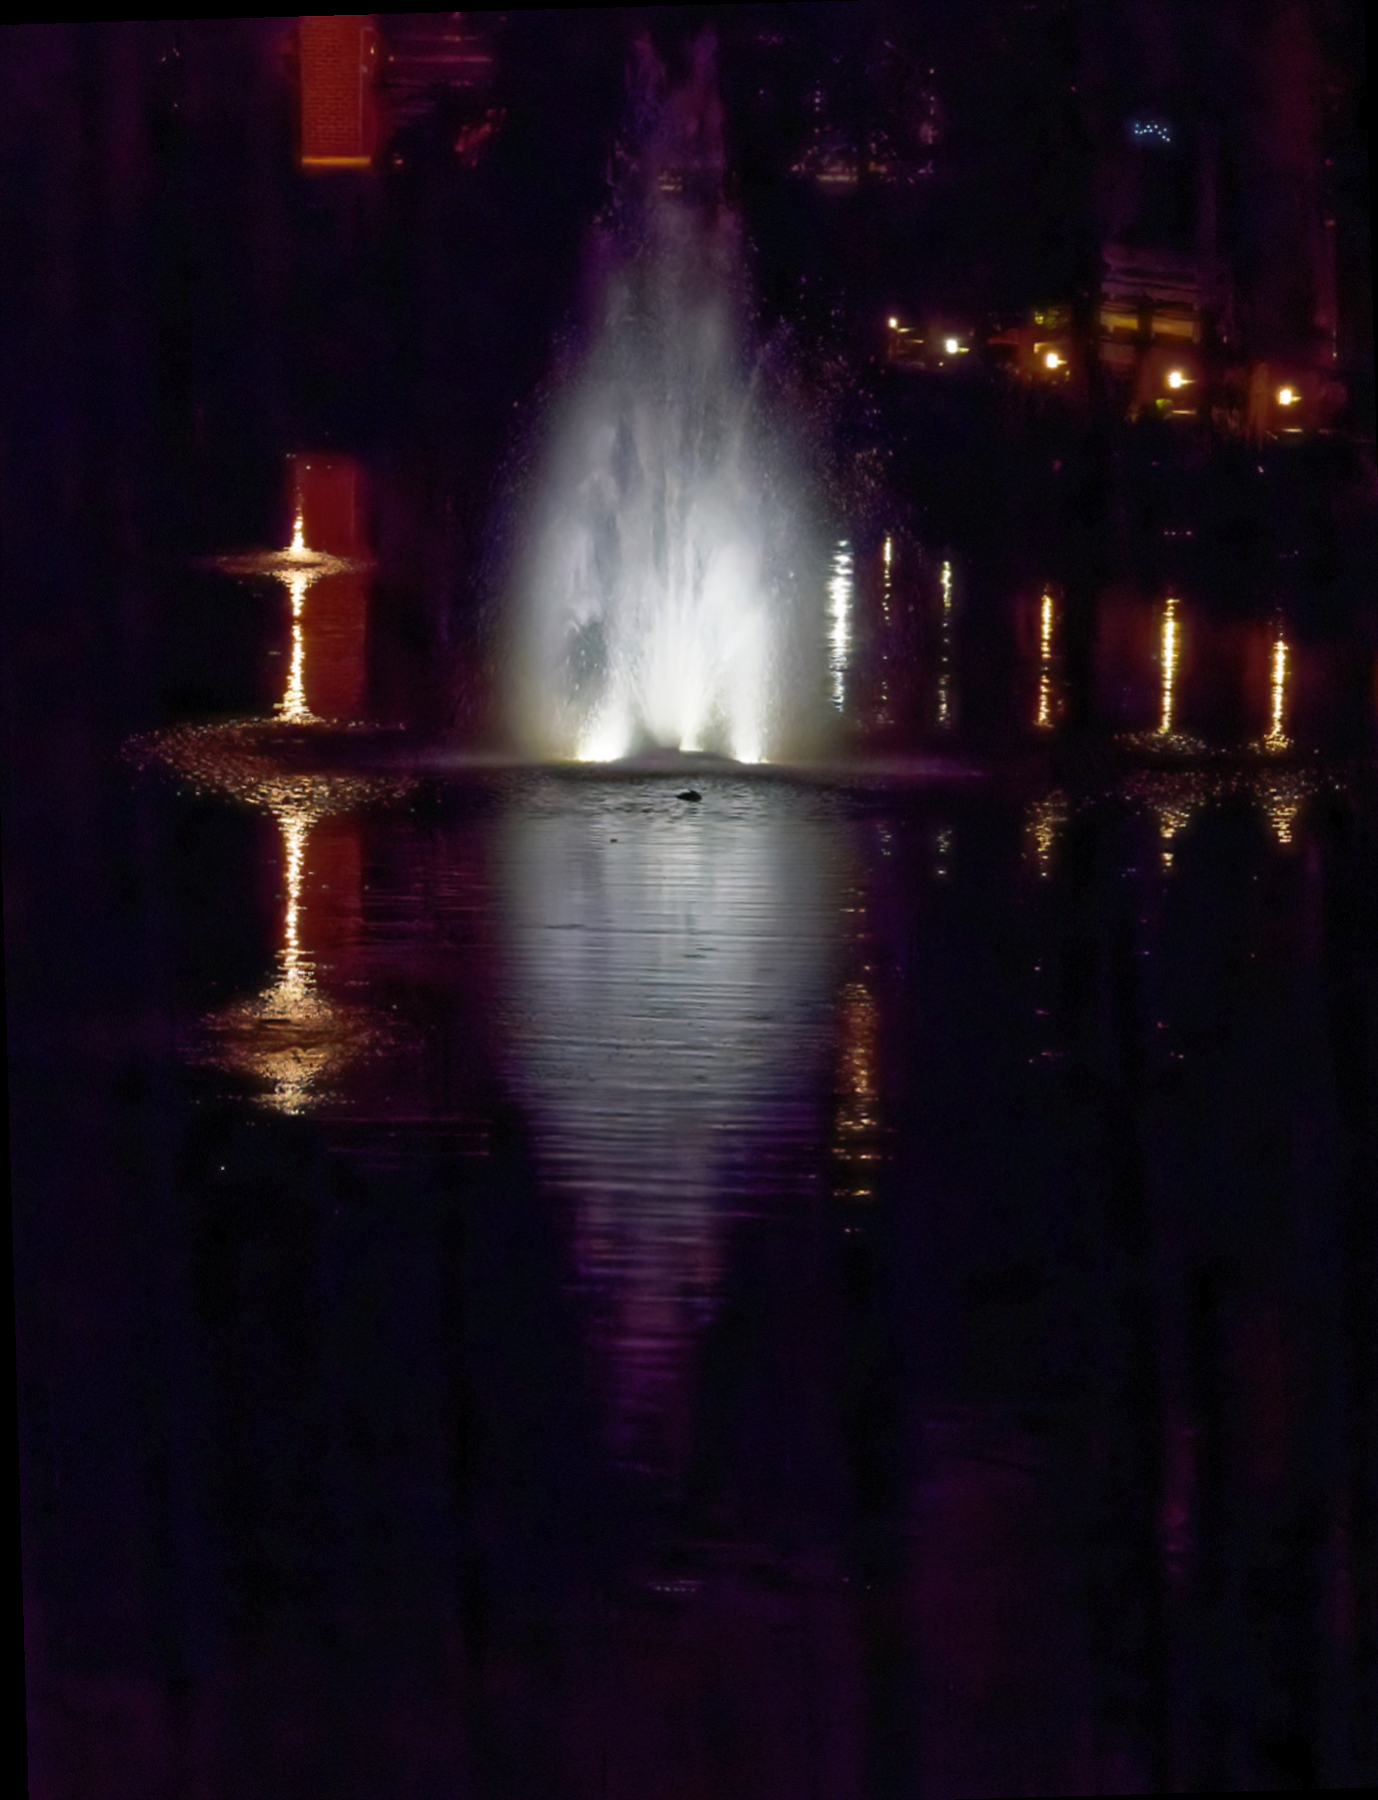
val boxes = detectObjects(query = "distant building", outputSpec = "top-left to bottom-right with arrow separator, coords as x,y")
377,11 -> 496,166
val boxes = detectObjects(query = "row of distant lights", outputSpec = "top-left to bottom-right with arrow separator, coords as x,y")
1165,369 -> 1299,407
895,320 -> 1302,407
888,319 -> 967,357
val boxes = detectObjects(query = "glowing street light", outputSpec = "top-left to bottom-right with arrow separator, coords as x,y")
1167,369 -> 1185,389
1044,350 -> 1061,370
944,337 -> 960,355
1277,386 -> 1296,406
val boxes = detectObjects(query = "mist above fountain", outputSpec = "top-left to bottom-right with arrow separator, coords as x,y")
509,34 -> 821,766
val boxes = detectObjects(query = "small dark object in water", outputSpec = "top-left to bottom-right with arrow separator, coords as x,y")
677,789 -> 702,803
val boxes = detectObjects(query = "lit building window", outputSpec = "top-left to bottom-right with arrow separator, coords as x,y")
297,15 -> 377,170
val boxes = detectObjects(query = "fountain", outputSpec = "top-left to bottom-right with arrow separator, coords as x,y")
508,33 -> 823,767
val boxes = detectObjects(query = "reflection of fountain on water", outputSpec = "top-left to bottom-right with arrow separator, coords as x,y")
197,800 -> 383,1115
510,34 -> 819,767
496,778 -> 842,1473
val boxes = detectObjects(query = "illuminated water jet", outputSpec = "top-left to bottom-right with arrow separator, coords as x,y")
510,34 -> 821,766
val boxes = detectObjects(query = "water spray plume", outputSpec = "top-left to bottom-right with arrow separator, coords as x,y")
510,32 -> 819,765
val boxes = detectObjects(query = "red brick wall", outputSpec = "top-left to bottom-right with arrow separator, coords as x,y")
298,16 -> 375,167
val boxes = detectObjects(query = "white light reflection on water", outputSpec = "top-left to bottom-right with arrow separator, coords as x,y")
496,777 -> 843,1473
1036,589 -> 1055,730
1160,595 -> 1180,736
875,536 -> 895,729
937,559 -> 955,728
828,541 -> 853,713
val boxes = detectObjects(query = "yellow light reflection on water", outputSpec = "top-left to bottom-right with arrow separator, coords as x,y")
280,805 -> 307,983
1156,796 -> 1195,870
1160,596 -> 1179,736
276,570 -> 319,723
1027,789 -> 1069,877
1262,782 -> 1300,844
1265,632 -> 1291,751
1036,589 -> 1055,729
835,976 -> 881,1200
198,800 -> 379,1115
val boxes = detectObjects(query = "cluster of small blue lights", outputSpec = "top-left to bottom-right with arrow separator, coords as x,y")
1129,118 -> 1174,145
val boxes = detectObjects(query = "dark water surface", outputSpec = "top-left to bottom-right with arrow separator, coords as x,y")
12,473 -> 1378,1798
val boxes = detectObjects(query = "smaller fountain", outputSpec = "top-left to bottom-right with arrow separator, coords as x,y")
128,454 -> 412,1112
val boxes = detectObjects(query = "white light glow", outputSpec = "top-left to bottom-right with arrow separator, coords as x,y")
1045,351 -> 1061,370
1168,370 -> 1185,389
944,337 -> 959,355
513,154 -> 810,765
1278,387 -> 1296,406
576,706 -> 633,764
